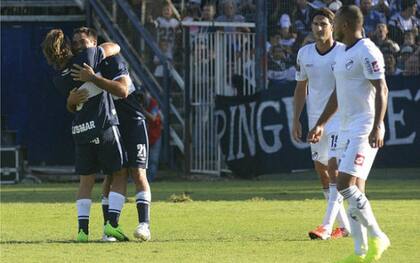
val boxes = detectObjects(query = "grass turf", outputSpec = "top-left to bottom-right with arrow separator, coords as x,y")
1,169 -> 419,262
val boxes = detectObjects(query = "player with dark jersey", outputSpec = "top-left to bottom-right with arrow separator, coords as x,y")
42,29 -> 127,242
70,43 -> 152,241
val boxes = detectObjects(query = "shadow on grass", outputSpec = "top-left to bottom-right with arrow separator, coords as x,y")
0,237 -> 312,245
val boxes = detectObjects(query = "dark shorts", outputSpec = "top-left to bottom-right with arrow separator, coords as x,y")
119,119 -> 149,169
75,126 -> 124,175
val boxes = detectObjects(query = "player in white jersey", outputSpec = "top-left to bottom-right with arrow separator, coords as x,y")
293,8 -> 350,241
308,5 -> 390,263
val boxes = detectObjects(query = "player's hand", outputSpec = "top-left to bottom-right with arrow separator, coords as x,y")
292,121 -> 303,143
71,63 -> 95,82
67,88 -> 88,106
368,126 -> 384,148
307,125 -> 324,144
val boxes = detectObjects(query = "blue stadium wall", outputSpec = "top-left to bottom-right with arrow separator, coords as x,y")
1,22 -> 83,165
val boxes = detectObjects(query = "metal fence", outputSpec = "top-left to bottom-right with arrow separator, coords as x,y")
185,22 -> 255,175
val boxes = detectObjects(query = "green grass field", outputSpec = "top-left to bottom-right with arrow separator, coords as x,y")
1,169 -> 420,262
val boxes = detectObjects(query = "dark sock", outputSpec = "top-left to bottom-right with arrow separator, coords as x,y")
78,218 -> 89,234
102,204 -> 109,225
108,211 -> 120,227
136,202 -> 150,224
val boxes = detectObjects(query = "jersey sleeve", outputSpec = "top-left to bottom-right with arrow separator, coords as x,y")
295,48 -> 308,81
360,44 -> 385,80
99,55 -> 129,80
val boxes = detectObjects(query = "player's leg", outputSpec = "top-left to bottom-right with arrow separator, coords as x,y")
76,174 -> 95,242
101,176 -> 112,226
308,136 -> 331,240
99,126 -> 129,241
323,157 -> 350,239
128,120 -> 152,241
131,167 -> 152,241
74,142 -> 99,242
326,132 -> 351,239
337,137 -> 390,261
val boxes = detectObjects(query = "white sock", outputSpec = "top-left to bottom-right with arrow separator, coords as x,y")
76,199 -> 92,219
135,191 -> 151,224
340,185 -> 384,238
322,184 -> 343,233
336,198 -> 351,233
101,196 -> 109,205
108,191 -> 125,219
348,209 -> 368,255
323,188 -> 330,200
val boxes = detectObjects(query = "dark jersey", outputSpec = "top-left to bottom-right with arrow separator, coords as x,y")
52,47 -> 119,144
99,55 -> 145,123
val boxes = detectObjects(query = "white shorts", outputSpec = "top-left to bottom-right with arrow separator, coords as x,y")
336,131 -> 380,180
310,131 -> 339,166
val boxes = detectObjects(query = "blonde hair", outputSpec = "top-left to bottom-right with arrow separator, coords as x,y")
41,29 -> 73,70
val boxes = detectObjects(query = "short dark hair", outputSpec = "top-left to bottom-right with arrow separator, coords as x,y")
311,8 -> 335,24
73,27 -> 98,41
402,0 -> 416,11
337,5 -> 364,29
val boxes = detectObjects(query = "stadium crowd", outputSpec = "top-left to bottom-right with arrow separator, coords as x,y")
141,0 -> 420,82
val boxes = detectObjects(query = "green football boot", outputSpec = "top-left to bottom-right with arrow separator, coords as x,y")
104,222 -> 129,241
76,229 -> 88,242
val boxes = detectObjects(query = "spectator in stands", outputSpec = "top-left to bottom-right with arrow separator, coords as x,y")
153,38 -> 172,85
401,30 -> 416,49
384,52 -> 403,75
215,0 -> 250,33
403,49 -> 420,76
199,3 -> 217,33
311,0 -> 343,12
360,0 -> 387,37
182,3 -> 202,37
388,0 -> 419,45
267,45 -> 296,87
397,45 -> 415,71
355,0 -> 391,16
371,23 -> 400,53
239,0 -> 256,22
278,14 -> 297,52
138,91 -> 163,182
292,0 -> 314,39
302,32 -> 316,46
154,3 -> 180,55
266,31 -> 281,52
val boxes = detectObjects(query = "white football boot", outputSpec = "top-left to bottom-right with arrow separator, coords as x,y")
133,223 -> 151,241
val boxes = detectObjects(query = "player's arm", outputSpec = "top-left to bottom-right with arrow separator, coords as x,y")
99,42 -> 120,58
307,89 -> 338,143
66,88 -> 88,113
292,80 -> 308,142
71,63 -> 129,98
368,78 -> 388,148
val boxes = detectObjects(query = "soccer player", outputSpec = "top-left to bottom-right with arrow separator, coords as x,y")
70,28 -> 152,241
293,8 -> 350,240
42,29 -> 127,242
308,5 -> 390,262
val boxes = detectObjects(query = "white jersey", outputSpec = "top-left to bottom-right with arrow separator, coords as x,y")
295,42 -> 342,131
332,38 -> 385,136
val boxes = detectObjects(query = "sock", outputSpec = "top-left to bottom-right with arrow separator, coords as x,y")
336,196 -> 351,233
101,196 -> 109,225
323,188 -> 330,200
135,191 -> 151,224
348,209 -> 368,255
76,199 -> 92,234
340,185 -> 383,238
108,192 -> 125,227
322,184 -> 343,233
